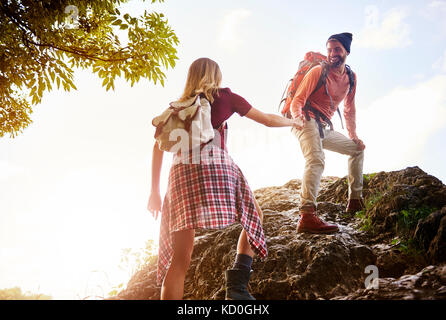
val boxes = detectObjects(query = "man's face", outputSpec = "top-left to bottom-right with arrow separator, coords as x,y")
326,40 -> 348,68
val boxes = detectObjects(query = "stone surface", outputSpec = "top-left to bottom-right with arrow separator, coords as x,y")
334,265 -> 446,300
113,166 -> 446,300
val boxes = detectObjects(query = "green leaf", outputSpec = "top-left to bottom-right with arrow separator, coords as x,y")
1,0 -> 179,138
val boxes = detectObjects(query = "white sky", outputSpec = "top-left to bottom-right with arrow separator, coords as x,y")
1,0 -> 446,299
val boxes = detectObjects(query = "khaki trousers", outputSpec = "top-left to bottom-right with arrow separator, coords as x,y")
292,118 -> 364,207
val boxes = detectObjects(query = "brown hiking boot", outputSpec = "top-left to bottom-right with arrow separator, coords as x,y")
297,205 -> 339,234
346,198 -> 365,214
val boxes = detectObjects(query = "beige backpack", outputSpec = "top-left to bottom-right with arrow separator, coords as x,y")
152,95 -> 214,153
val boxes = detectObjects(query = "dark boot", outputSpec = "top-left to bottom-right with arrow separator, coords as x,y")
225,269 -> 255,300
297,205 -> 339,234
346,198 -> 365,214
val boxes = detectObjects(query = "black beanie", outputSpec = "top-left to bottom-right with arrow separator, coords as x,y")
327,32 -> 353,53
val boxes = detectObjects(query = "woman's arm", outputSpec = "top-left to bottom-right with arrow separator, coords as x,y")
147,141 -> 164,219
244,107 -> 304,129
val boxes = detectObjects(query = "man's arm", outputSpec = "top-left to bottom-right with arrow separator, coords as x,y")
290,65 -> 322,119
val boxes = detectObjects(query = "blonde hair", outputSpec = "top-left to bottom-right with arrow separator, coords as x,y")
179,57 -> 222,103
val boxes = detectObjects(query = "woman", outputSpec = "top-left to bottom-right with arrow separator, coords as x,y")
147,57 -> 302,300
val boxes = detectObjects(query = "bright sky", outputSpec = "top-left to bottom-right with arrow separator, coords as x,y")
1,0 -> 446,299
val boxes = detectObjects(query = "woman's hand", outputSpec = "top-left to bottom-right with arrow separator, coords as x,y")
291,116 -> 305,130
245,107 -> 306,128
147,192 -> 162,220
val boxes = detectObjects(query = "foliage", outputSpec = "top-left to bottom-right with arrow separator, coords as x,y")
392,205 -> 439,257
0,0 -> 179,137
107,239 -> 158,297
397,206 -> 438,232
355,192 -> 383,233
0,287 -> 52,300
118,239 -> 158,274
363,172 -> 377,184
391,237 -> 424,257
357,195 -> 438,256
355,209 -> 373,232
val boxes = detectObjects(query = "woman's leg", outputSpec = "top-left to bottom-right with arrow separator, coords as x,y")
236,197 -> 263,257
161,229 -> 195,300
225,198 -> 263,300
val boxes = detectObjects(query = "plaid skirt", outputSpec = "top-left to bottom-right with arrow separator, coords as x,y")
157,144 -> 267,285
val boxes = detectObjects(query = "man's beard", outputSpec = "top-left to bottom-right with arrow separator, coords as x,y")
329,55 -> 346,68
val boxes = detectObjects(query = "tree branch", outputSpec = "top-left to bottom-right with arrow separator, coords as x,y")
1,4 -> 138,63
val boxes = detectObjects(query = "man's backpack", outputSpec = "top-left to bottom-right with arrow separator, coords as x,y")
152,95 -> 215,153
278,51 -> 355,137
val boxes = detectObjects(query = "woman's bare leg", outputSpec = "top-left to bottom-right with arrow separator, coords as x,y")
161,229 -> 195,300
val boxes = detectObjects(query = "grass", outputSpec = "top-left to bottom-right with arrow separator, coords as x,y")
363,172 -> 377,184
397,206 -> 438,232
352,175 -> 439,258
389,206 -> 438,258
342,172 -> 376,187
355,209 -> 373,232
354,192 -> 384,233
395,205 -> 438,257
391,237 -> 424,257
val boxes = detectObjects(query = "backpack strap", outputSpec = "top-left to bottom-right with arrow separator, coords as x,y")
278,77 -> 294,113
345,64 -> 355,95
302,102 -> 333,139
312,62 -> 329,96
336,107 -> 344,130
309,63 -> 344,130
214,121 -> 228,150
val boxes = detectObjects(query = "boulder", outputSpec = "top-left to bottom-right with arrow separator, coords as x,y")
114,167 -> 446,300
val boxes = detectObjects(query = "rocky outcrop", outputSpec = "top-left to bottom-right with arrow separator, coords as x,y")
334,265 -> 446,300
114,166 -> 446,300
414,206 -> 446,264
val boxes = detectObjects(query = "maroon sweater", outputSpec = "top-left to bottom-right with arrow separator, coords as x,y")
200,88 -> 252,150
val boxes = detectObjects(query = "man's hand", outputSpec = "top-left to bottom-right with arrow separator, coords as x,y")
292,115 -> 305,130
147,192 -> 162,220
352,137 -> 366,151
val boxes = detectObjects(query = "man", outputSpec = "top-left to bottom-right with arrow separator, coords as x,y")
290,32 -> 365,234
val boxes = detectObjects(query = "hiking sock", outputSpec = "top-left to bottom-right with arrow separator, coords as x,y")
232,254 -> 253,271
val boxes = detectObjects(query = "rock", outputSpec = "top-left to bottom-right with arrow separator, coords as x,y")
414,207 -> 446,252
428,214 -> 446,264
114,166 -> 446,300
373,244 -> 427,278
249,211 -> 376,300
334,265 -> 446,300
112,268 -> 160,300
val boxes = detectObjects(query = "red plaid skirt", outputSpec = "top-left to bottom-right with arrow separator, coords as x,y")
157,144 -> 267,285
